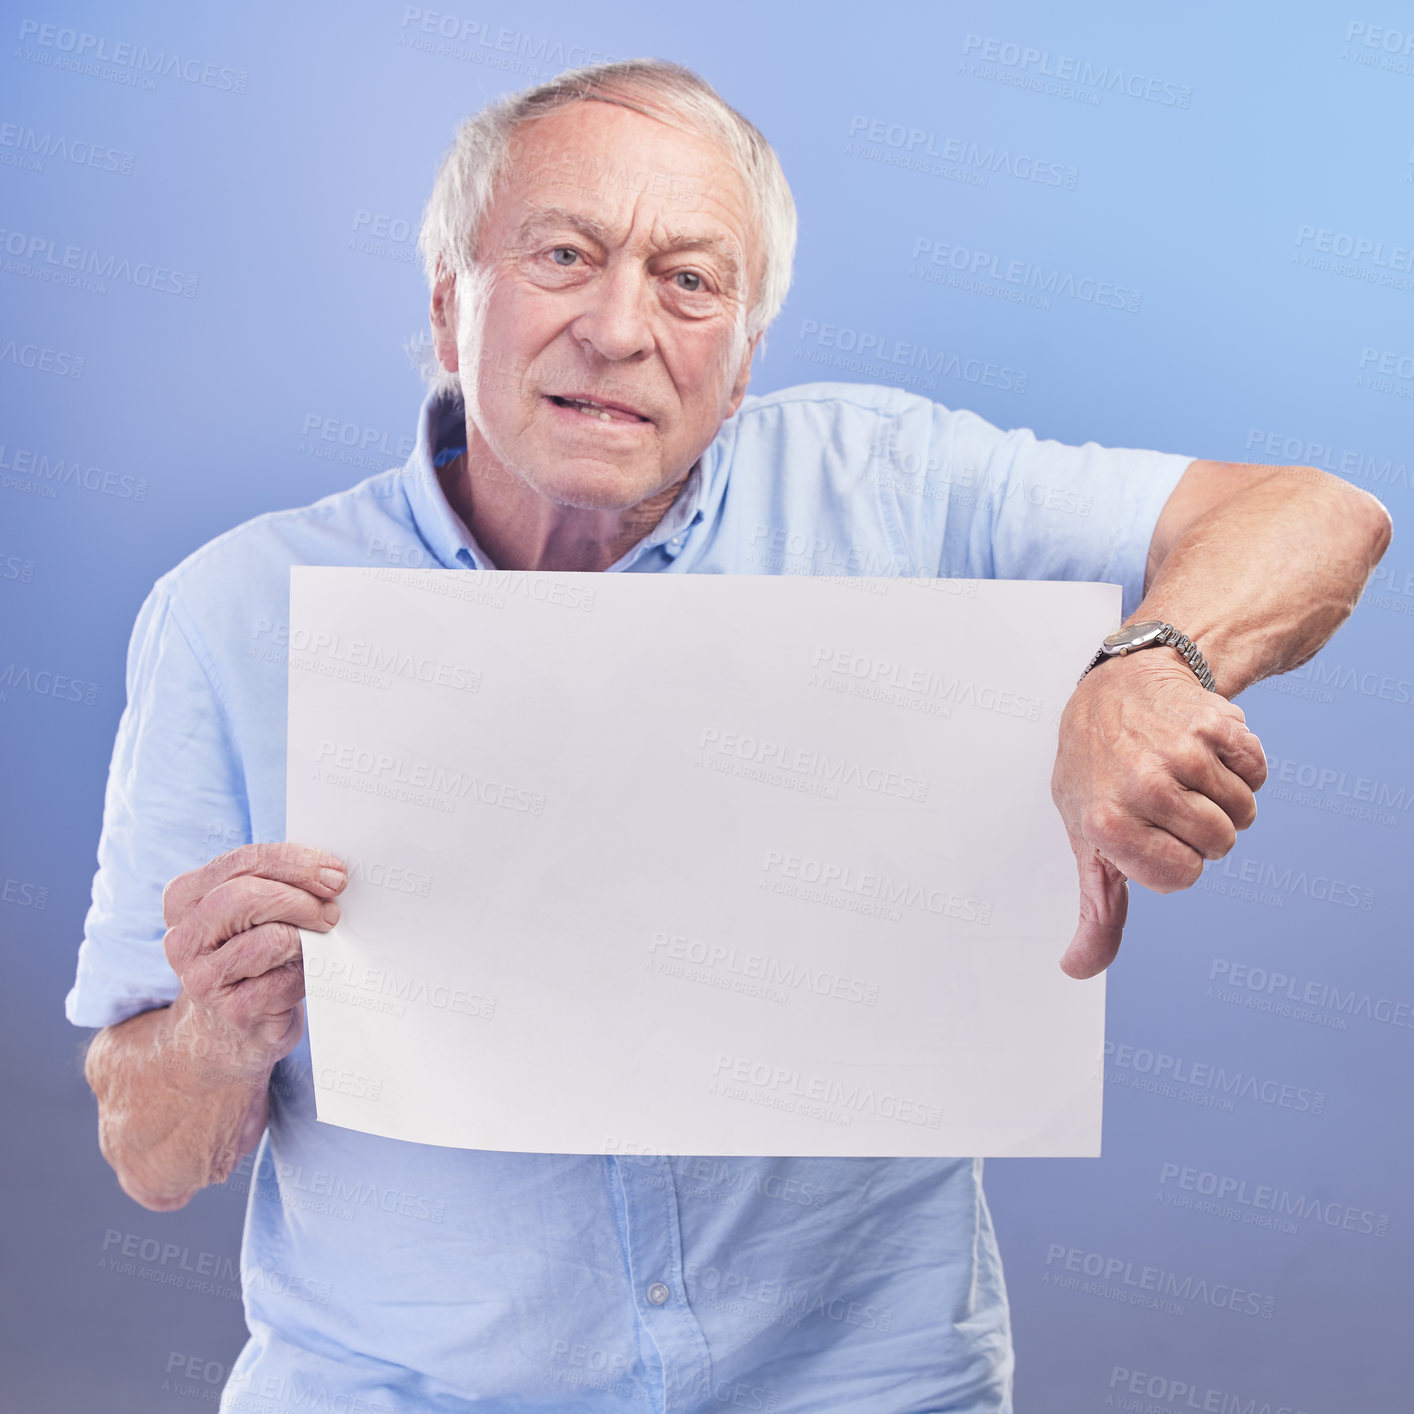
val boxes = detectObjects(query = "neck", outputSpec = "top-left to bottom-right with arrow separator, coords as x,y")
437,450 -> 688,572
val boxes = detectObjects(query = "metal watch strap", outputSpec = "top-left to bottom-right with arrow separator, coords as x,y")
1078,623 -> 1218,693
1158,625 -> 1218,693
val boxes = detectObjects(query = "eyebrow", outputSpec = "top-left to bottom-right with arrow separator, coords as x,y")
512,204 -> 743,289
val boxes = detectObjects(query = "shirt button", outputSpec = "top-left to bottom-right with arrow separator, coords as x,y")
646,1282 -> 671,1306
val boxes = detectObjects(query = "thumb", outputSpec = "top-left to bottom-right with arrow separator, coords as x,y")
1059,835 -> 1129,979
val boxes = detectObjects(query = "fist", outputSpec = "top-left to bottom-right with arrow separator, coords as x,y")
1051,652 -> 1267,978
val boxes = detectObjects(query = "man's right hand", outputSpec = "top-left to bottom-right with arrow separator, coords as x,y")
161,842 -> 347,1080
85,842 -> 347,1210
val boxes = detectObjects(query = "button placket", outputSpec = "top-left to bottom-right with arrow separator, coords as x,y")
608,1154 -> 714,1412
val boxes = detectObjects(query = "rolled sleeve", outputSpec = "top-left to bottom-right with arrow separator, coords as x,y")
66,584 -> 251,1029
930,405 -> 1193,618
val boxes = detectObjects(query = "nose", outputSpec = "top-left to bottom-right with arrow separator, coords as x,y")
570,258 -> 654,363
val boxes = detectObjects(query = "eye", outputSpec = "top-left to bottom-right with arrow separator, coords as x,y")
674,270 -> 704,292
549,247 -> 580,267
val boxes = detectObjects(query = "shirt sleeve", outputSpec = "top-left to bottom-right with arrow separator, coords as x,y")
65,582 -> 251,1029
895,401 -> 1194,619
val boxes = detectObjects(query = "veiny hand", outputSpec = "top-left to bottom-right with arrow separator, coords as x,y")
161,842 -> 347,1078
1050,652 -> 1267,979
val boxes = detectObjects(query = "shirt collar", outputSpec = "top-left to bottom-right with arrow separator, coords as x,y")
400,390 -> 481,569
400,388 -> 718,571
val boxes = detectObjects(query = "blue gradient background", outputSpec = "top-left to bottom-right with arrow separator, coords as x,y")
1,2 -> 1410,1409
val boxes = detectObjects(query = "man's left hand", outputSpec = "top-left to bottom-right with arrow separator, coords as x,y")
1050,651 -> 1268,978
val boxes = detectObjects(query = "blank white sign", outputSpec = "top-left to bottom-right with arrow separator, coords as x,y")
287,568 -> 1114,1157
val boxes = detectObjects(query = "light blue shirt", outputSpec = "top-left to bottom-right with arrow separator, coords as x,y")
68,383 -> 1191,1414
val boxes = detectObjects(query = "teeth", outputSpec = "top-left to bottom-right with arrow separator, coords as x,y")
562,398 -> 619,421
554,395 -> 639,422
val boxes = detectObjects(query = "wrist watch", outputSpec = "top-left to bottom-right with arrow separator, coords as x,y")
1078,619 -> 1217,692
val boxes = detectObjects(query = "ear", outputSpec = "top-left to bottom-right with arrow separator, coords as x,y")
725,331 -> 761,418
430,259 -> 459,374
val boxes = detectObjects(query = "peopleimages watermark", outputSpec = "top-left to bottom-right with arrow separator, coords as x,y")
358,565 -> 514,617
301,412 -> 414,461
349,209 -> 416,264
0,335 -> 83,377
910,237 -> 1142,312
1356,346 -> 1414,401
306,954 -> 496,1021
761,849 -> 992,925
1104,1040 -> 1325,1115
1255,654 -> 1414,709
710,1055 -> 944,1129
1243,426 -> 1412,498
0,662 -> 99,706
264,1059 -> 383,1106
684,1259 -> 893,1335
1263,751 -> 1411,828
1042,1244 -> 1274,1319
0,120 -> 135,175
1106,1365 -> 1312,1414
793,318 -> 1029,396
0,443 -> 148,501
695,726 -> 929,803
809,644 -> 1043,721
602,1141 -> 831,1210
1351,553 -> 1414,620
397,6 -> 615,76
0,227 -> 198,297
844,114 -> 1079,188
743,524 -> 909,578
0,552 -> 34,584
1208,958 -> 1414,1034
340,856 -> 434,898
1341,20 -> 1414,76
543,1340 -> 656,1408
647,930 -> 879,1006
865,443 -> 1094,519
960,34 -> 1193,107
223,1372 -> 393,1414
1293,223 -> 1414,294
161,1350 -> 229,1402
311,740 -> 547,817
1195,851 -> 1376,911
99,1230 -> 241,1297
288,626 -> 482,693
15,18 -> 249,93
224,1150 -> 449,1225
2,878 -> 48,908
1157,1161 -> 1389,1238
355,564 -> 597,613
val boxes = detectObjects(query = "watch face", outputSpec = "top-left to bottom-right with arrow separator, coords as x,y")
1103,620 -> 1166,651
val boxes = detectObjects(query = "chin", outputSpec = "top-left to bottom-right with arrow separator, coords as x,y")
518,454 -> 665,511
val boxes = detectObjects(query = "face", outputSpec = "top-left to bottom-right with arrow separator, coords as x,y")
431,99 -> 761,513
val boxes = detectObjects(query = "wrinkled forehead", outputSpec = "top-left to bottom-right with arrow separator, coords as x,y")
491,100 -> 761,271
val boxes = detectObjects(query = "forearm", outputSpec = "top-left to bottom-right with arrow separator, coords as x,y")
85,996 -> 273,1211
1135,465 -> 1392,697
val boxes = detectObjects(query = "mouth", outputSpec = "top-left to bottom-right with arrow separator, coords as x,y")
546,393 -> 650,425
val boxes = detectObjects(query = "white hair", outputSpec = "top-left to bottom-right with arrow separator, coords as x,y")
416,57 -> 797,396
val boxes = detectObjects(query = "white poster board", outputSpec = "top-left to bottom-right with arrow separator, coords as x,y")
287,569 -> 1113,1157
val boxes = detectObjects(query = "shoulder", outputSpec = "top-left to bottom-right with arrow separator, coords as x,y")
135,467 -> 419,673
154,466 -> 411,610
718,382 -> 1017,493
727,380 -> 1002,450
734,380 -> 937,422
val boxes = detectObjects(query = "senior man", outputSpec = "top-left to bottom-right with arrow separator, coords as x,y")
72,59 -> 1388,1414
